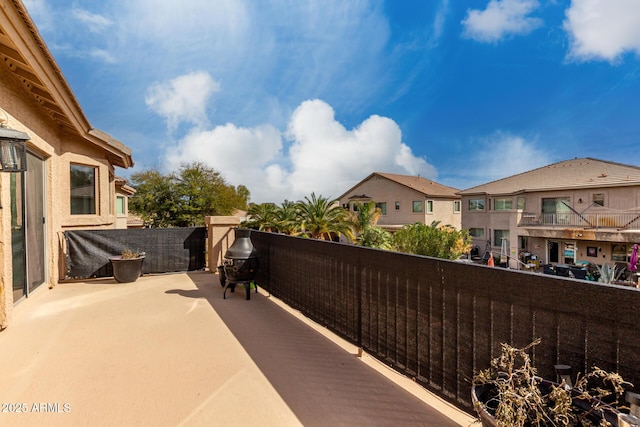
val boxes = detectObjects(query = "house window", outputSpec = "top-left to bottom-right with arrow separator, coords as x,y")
593,193 -> 605,207
395,201 -> 400,211
469,199 -> 485,211
376,202 -> 387,215
493,229 -> 509,246
517,197 -> 525,210
116,196 -> 125,215
542,197 -> 570,214
612,244 -> 627,262
426,200 -> 433,213
469,228 -> 484,238
542,197 -> 570,224
453,200 -> 461,213
519,236 -> 528,250
412,201 -> 423,212
564,242 -> 576,264
494,197 -> 512,211
70,163 -> 96,215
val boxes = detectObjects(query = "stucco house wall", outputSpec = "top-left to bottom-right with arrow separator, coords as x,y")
460,158 -> 640,270
0,1 -> 133,329
339,172 -> 462,231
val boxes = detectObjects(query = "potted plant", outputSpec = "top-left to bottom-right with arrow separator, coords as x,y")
109,249 -> 145,283
471,338 -> 635,426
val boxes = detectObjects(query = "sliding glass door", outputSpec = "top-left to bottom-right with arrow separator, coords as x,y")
11,152 -> 46,302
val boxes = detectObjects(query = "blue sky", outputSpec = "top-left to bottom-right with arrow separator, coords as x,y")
24,0 -> 640,203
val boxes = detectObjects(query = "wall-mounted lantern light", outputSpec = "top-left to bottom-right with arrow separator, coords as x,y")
0,125 -> 29,172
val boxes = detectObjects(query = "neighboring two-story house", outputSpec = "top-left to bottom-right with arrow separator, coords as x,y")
338,172 -> 462,232
458,158 -> 640,271
1,1 -> 133,328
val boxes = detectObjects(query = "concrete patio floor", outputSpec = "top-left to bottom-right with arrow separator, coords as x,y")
0,271 -> 476,427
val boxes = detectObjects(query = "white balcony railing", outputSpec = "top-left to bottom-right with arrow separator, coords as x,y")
519,212 -> 640,230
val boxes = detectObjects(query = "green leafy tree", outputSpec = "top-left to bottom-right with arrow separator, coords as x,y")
392,221 -> 472,260
129,162 -> 249,227
128,170 -> 179,228
297,193 -> 354,241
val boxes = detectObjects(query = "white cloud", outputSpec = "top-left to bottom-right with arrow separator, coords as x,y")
88,49 -> 117,64
117,0 -> 249,48
431,0 -> 451,45
145,71 -> 220,133
164,99 -> 435,204
461,0 -> 542,43
27,1 -> 392,124
564,0 -> 640,63
285,100 -> 436,200
472,132 -> 552,182
165,123 -> 284,199
71,9 -> 113,32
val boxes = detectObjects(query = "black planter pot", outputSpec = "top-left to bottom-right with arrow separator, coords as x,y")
109,255 -> 145,283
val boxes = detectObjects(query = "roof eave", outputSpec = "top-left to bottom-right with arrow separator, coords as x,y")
1,0 -> 134,169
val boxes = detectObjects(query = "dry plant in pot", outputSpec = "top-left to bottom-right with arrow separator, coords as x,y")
109,249 -> 145,283
471,338 -> 635,427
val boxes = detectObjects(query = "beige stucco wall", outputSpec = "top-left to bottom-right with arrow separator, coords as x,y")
339,176 -> 461,230
206,216 -> 241,272
0,65 -> 121,328
0,172 -> 10,329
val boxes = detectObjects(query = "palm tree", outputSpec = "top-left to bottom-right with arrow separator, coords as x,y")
244,203 -> 278,231
349,201 -> 382,240
297,193 -> 355,241
273,200 -> 301,235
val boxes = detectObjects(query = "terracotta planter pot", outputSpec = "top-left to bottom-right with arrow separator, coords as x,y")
109,255 -> 145,283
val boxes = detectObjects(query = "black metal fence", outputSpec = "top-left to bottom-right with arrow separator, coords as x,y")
250,231 -> 640,411
64,227 -> 206,280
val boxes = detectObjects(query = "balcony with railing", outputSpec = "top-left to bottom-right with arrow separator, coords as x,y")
519,211 -> 640,230
0,270 -> 473,426
4,227 -> 639,425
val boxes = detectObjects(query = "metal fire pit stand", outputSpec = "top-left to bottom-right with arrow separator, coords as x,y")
221,228 -> 259,300
223,279 -> 258,300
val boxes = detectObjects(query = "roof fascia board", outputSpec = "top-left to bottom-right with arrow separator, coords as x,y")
377,172 -> 459,197
87,129 -> 133,168
2,1 -> 90,131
